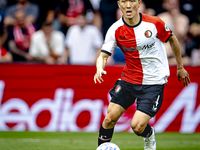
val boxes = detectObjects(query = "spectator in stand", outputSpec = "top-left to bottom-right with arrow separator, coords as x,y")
142,0 -> 163,15
56,0 -> 94,34
98,0 -> 124,64
1,0 -> 39,54
59,13 -> 103,65
188,23 -> 200,66
7,10 -> 36,62
4,0 -> 39,27
180,0 -> 200,24
0,1 -> 6,46
99,0 -> 118,39
0,0 -> 9,62
158,0 -> 190,66
191,48 -> 200,66
139,1 -> 155,16
0,0 -> 6,34
29,21 -> 65,64
0,46 -> 12,62
89,0 -> 100,11
182,0 -> 200,65
30,0 -> 57,29
0,0 -> 8,52
87,0 -> 101,30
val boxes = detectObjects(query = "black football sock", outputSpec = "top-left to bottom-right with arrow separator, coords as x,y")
134,124 -> 152,138
98,124 -> 114,146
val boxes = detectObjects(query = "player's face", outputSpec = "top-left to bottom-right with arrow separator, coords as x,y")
118,0 -> 141,20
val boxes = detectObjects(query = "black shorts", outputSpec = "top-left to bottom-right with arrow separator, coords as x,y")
109,79 -> 165,117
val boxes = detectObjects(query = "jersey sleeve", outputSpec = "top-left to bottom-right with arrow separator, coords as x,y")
101,25 -> 117,56
156,18 -> 172,43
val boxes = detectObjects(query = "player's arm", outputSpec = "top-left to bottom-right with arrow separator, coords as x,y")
94,52 -> 110,84
168,33 -> 191,86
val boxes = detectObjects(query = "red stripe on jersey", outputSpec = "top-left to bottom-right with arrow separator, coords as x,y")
142,14 -> 172,42
115,24 -> 143,84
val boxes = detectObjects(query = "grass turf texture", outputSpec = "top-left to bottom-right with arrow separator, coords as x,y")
0,132 -> 199,150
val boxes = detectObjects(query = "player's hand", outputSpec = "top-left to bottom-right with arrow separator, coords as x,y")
177,67 -> 191,86
94,69 -> 107,84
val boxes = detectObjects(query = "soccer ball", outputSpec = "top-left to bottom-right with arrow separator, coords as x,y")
96,142 -> 120,150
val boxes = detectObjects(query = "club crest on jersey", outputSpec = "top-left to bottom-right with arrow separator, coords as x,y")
144,30 -> 152,38
115,85 -> 121,93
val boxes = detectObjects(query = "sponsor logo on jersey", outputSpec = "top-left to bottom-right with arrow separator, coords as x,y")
138,42 -> 155,50
122,42 -> 155,52
122,46 -> 137,52
144,30 -> 152,38
115,85 -> 121,93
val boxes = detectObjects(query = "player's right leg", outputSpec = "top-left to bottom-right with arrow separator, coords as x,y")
98,102 -> 125,146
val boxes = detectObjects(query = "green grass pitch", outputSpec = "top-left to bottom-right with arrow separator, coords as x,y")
0,132 -> 199,150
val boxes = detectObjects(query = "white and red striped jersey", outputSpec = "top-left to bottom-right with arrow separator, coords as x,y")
102,13 -> 172,85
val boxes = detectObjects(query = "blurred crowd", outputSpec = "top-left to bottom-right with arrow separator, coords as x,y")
0,0 -> 200,66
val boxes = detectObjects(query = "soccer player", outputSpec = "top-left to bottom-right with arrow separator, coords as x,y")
94,0 -> 191,150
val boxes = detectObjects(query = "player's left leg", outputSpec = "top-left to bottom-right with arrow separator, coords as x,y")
131,110 -> 151,136
130,84 -> 165,150
131,110 -> 155,150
